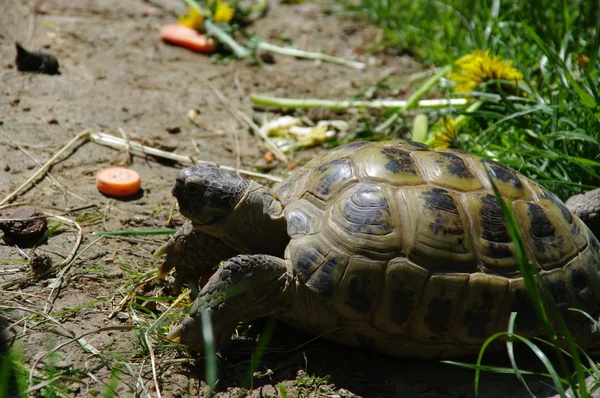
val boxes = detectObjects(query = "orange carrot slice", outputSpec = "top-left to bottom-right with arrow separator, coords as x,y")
96,167 -> 141,197
160,24 -> 216,54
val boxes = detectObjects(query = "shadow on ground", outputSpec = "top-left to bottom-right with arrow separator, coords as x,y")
186,319 -> 560,398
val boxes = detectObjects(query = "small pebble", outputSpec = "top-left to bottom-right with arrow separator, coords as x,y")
47,118 -> 59,125
116,312 -> 129,321
30,253 -> 53,277
166,126 -> 181,134
53,359 -> 70,369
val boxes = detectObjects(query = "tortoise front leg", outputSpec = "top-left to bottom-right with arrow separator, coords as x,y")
168,254 -> 293,353
154,222 -> 238,297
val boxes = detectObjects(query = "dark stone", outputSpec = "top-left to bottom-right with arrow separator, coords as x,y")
0,206 -> 47,245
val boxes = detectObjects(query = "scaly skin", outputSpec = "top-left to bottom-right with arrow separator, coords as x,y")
566,188 -> 600,239
168,254 -> 293,352
154,222 -> 238,297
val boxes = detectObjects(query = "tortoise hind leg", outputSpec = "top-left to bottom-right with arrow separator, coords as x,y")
169,254 -> 292,353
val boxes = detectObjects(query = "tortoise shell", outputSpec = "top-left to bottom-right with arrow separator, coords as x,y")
272,140 -> 600,357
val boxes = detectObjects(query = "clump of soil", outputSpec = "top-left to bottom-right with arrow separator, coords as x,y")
0,206 -> 46,245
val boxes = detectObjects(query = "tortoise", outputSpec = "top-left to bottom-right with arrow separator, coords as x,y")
155,140 -> 600,358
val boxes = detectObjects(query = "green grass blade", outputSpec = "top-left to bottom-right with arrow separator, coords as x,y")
202,310 -> 218,398
488,173 -> 589,396
525,26 -> 597,109
505,313 -> 538,397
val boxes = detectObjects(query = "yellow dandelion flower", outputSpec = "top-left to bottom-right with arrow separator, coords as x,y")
179,6 -> 204,30
213,0 -> 235,23
451,49 -> 523,94
431,117 -> 458,149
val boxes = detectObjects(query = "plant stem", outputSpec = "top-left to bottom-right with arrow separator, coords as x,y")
375,66 -> 452,133
250,94 -> 468,110
256,42 -> 366,69
204,19 -> 251,59
92,229 -> 177,237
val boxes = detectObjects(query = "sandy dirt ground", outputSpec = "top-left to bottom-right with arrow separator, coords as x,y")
0,0 -> 565,396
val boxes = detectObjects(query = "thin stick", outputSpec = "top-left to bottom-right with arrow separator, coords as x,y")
0,130 -> 91,206
42,215 -> 84,314
143,290 -> 190,398
205,81 -> 289,163
1,132 -> 85,203
250,94 -> 468,110
90,132 -> 283,183
256,41 -> 366,70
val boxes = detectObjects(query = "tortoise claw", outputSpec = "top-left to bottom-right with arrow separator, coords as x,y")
167,324 -> 183,343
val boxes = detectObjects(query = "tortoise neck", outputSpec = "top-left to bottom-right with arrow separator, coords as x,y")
198,181 -> 289,255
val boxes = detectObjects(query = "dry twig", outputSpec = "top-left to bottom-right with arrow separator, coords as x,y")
205,80 -> 289,164
0,130 -> 91,206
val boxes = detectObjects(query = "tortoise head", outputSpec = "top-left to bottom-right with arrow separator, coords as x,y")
172,164 -> 250,226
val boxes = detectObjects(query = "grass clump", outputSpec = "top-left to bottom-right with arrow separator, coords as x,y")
346,0 -> 600,199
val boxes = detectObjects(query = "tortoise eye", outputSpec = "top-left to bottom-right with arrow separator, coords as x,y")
186,183 -> 201,195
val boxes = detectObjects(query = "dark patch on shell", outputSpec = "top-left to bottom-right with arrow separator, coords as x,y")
425,297 -> 452,334
482,159 -> 523,188
401,141 -> 431,150
295,248 -> 324,282
307,259 -> 337,298
544,274 -> 569,318
345,275 -> 374,313
381,147 -> 416,174
510,287 -> 538,333
527,203 -> 557,252
390,285 -> 417,325
462,289 -> 496,338
422,188 -> 459,214
480,194 -> 511,243
570,265 -> 598,314
313,159 -> 352,197
487,242 -> 514,259
438,152 -> 473,178
339,142 -> 371,150
429,214 -> 448,235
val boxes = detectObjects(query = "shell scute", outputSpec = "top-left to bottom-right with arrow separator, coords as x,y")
306,158 -> 357,202
374,258 -> 429,335
401,187 -> 475,272
413,150 -> 483,191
